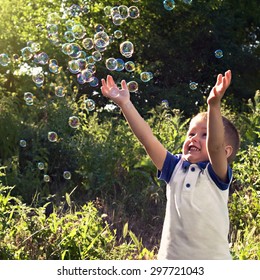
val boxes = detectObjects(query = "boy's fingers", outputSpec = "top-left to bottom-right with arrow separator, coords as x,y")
121,80 -> 128,90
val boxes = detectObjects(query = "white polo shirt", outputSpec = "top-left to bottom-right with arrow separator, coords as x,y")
157,151 -> 232,260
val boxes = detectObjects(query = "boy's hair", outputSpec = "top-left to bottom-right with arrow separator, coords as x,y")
192,112 -> 240,163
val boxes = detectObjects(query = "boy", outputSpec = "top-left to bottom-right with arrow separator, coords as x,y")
100,70 -> 240,259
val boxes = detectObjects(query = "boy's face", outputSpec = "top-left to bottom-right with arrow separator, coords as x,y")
182,116 -> 209,163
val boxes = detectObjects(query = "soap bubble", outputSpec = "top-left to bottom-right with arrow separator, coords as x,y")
163,0 -> 176,11
94,31 -> 110,48
112,14 -> 124,26
94,24 -> 105,33
64,30 -> 75,42
125,61 -> 135,72
24,92 -> 34,105
189,81 -> 198,90
49,59 -> 59,73
37,162 -> 45,170
127,81 -> 139,92
81,69 -> 94,82
47,12 -> 61,25
105,57 -> 117,71
92,50 -> 102,61
120,41 -> 134,58
86,55 -> 95,65
72,24 -> 86,39
55,86 -> 66,97
36,52 -> 49,65
47,24 -> 58,34
48,131 -> 58,142
32,72 -> 44,87
140,71 -> 153,82
43,174 -> 51,182
215,49 -> 223,58
82,37 -> 94,50
119,5 -> 129,19
89,77 -> 99,87
0,53 -> 11,66
104,6 -> 112,16
128,6 -> 140,18
114,30 -> 123,39
27,41 -> 40,52
63,171 -> 71,180
85,99 -> 96,111
116,58 -> 125,71
161,100 -> 169,108
68,60 -> 80,74
19,140 -> 27,147
68,116 -> 80,128
21,47 -> 34,60
65,19 -> 75,30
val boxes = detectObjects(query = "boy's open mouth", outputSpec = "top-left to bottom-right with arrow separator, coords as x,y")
188,145 -> 200,152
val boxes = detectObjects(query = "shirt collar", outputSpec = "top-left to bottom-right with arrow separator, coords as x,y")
182,159 -> 209,170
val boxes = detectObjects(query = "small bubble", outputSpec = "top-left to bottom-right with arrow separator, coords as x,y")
63,171 -> 71,180
128,6 -> 140,18
43,174 -> 51,182
124,61 -> 135,72
114,30 -> 123,39
48,131 -> 58,142
72,24 -> 86,39
127,81 -> 139,92
0,53 -> 11,66
85,99 -> 96,111
163,0 -> 176,11
215,49 -> 223,58
55,86 -> 66,97
64,30 -> 75,42
161,100 -> 169,108
19,140 -> 27,147
37,162 -> 45,170
140,72 -> 153,82
189,81 -> 198,90
68,116 -> 80,128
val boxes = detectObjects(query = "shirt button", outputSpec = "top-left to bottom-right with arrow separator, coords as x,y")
191,167 -> 195,172
186,183 -> 191,188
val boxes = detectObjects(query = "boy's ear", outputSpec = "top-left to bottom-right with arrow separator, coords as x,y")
225,145 -> 233,159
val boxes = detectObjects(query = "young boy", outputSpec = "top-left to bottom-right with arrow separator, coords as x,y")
101,70 -> 240,259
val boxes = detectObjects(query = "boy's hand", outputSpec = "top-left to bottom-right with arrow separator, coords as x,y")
207,70 -> 232,106
101,75 -> 130,107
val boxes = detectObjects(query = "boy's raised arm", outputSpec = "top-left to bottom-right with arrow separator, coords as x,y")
207,70 -> 232,182
101,75 -> 167,171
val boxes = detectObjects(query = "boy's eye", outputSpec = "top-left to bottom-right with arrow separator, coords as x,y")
202,133 -> 207,138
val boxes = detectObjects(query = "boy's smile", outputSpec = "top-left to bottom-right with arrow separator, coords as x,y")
182,117 -> 209,163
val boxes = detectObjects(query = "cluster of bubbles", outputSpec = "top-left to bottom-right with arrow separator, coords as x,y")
0,0 -> 226,183
0,0 -> 153,183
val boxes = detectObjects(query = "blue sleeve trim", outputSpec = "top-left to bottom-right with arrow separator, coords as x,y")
157,152 -> 181,183
208,164 -> 233,191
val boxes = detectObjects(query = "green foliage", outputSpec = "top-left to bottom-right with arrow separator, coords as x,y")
0,176 -> 155,260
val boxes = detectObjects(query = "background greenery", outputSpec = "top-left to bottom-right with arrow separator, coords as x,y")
0,0 -> 259,259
